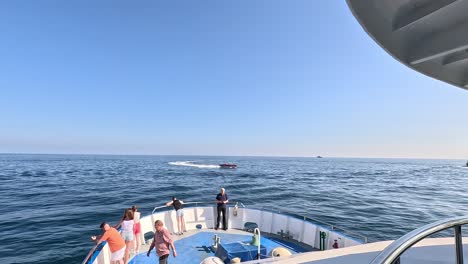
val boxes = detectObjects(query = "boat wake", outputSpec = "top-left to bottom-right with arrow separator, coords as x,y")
168,161 -> 220,169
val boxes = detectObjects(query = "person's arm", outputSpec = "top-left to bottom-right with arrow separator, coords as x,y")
163,230 -> 177,257
216,194 -> 222,204
224,194 -> 229,204
91,231 -> 108,245
170,241 -> 177,257
114,210 -> 126,228
90,234 -> 103,244
179,200 -> 184,204
114,219 -> 123,229
166,200 -> 173,206
146,240 -> 155,257
95,237 -> 104,245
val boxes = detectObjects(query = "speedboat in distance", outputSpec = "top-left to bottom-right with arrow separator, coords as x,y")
219,164 -> 238,169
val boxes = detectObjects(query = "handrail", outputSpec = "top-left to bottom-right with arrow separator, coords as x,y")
256,206 -> 368,243
151,201 -> 367,243
370,215 -> 468,264
81,243 -> 100,264
151,200 -> 246,214
330,224 -> 368,243
254,228 -> 261,259
151,201 -> 215,214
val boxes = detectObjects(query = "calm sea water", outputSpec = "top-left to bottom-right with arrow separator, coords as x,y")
1,154 -> 467,264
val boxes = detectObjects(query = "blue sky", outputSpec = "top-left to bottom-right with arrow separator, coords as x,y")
1,1 -> 467,159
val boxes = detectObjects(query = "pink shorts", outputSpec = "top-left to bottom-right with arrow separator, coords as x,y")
133,222 -> 141,235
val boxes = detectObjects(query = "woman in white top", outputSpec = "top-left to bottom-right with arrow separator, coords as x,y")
115,208 -> 134,264
132,205 -> 141,254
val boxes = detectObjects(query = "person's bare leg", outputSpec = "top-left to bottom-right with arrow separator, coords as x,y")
182,215 -> 186,232
124,240 -> 132,264
177,216 -> 182,234
135,233 -> 141,253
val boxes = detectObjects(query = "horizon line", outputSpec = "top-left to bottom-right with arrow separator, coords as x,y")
0,152 -> 465,161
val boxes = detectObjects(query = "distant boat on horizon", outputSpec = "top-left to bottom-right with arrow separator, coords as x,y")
316,156 -> 323,158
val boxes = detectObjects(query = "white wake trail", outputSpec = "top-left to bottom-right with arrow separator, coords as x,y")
168,161 -> 220,169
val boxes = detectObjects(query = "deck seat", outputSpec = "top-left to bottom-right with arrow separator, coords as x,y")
243,222 -> 258,232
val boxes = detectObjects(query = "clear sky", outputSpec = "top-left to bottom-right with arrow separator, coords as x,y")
1,1 -> 468,159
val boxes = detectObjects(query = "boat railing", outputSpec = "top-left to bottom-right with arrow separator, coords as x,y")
151,200 -> 245,214
151,201 -> 367,243
370,215 -> 468,264
254,205 -> 368,243
81,243 -> 101,264
152,201 -> 211,214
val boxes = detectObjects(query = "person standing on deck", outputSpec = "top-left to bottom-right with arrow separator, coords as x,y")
115,209 -> 134,264
91,222 -> 126,264
166,196 -> 186,235
132,205 -> 142,254
147,220 -> 177,264
215,187 -> 229,230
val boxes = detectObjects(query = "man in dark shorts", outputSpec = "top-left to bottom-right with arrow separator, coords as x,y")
215,187 -> 229,230
147,220 -> 177,264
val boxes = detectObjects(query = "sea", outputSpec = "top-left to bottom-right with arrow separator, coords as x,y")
1,154 -> 467,264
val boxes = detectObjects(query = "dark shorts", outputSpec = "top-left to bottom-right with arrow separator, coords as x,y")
159,254 -> 169,264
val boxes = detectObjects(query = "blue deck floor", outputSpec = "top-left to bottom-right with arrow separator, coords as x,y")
129,231 -> 301,264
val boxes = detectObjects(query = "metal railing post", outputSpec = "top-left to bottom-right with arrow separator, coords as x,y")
454,225 -> 464,264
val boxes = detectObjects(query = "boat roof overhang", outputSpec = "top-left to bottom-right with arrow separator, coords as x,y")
346,0 -> 468,91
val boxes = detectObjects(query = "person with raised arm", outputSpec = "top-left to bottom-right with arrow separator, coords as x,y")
166,196 -> 186,235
